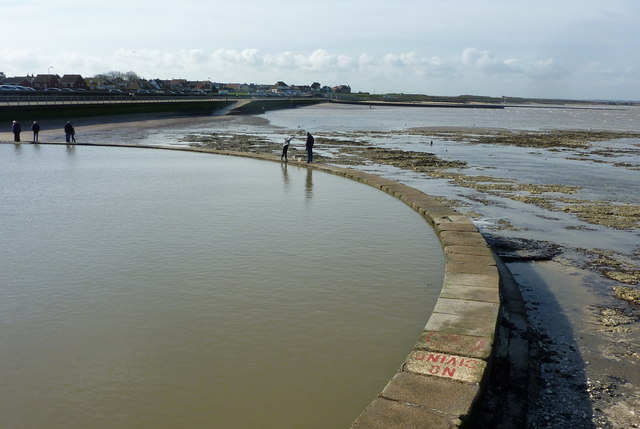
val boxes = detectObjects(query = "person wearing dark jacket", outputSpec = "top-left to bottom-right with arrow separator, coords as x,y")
12,120 -> 21,142
64,121 -> 74,143
31,121 -> 41,142
305,132 -> 314,163
281,136 -> 293,161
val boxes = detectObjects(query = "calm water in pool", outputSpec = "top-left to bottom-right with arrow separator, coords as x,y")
0,144 -> 444,429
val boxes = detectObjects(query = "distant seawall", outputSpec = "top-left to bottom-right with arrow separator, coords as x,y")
329,99 -> 505,109
0,97 -> 325,121
0,96 -> 503,122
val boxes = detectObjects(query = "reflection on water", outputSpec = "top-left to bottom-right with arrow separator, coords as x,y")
280,161 -> 290,187
0,144 -> 444,429
305,166 -> 313,198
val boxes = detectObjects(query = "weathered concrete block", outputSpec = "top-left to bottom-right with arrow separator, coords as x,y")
380,372 -> 480,417
414,330 -> 493,359
445,252 -> 496,266
435,221 -> 479,232
398,189 -> 429,204
424,312 -> 497,337
444,272 -> 499,289
381,183 -> 413,196
411,196 -> 445,209
424,208 -> 462,219
444,245 -> 493,257
443,214 -> 474,224
445,262 -> 499,276
439,230 -> 489,247
346,171 -> 372,181
439,283 -> 500,303
351,398 -> 458,429
404,350 -> 487,383
433,298 -> 500,321
434,215 -> 478,232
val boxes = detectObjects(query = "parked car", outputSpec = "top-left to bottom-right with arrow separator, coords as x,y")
6,85 -> 36,91
43,87 -> 63,91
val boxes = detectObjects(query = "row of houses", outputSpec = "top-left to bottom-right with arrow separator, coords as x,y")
0,72 -> 352,95
1,73 -> 86,90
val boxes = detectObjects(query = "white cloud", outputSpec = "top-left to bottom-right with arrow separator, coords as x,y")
461,48 -> 511,73
460,48 -> 567,78
382,52 -> 452,76
1,1 -> 638,99
0,44 -> 635,99
211,49 -> 263,66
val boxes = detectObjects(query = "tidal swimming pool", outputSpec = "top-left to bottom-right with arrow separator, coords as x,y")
0,144 -> 444,428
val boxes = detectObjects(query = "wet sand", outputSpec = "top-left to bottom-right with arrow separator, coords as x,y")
3,113 -> 639,427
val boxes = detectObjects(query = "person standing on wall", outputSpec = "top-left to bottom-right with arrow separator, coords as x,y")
281,136 -> 293,161
64,121 -> 74,143
305,132 -> 314,163
11,120 -> 21,142
31,121 -> 41,143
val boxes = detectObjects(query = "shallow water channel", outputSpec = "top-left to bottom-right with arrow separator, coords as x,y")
0,144 -> 444,428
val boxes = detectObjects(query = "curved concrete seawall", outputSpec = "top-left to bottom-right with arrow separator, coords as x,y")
3,140 -> 500,428
310,163 -> 500,429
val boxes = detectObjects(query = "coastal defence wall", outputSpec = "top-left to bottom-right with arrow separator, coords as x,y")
0,97 -> 325,121
0,139 -> 501,428
300,161 -> 501,429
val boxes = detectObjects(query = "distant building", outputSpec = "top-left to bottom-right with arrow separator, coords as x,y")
167,79 -> 188,91
2,75 -> 34,87
85,77 -> 106,91
1,69 -> 351,96
59,74 -> 87,90
225,83 -> 250,93
273,81 -> 289,90
33,74 -> 60,89
290,84 -> 312,93
332,85 -> 351,94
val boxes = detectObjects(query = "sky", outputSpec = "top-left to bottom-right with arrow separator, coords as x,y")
1,0 -> 639,100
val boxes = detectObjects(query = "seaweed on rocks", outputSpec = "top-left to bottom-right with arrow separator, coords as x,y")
483,235 -> 563,262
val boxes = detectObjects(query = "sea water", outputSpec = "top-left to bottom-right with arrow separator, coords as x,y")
0,144 -> 444,428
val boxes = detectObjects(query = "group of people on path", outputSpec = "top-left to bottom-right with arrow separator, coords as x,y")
281,131 -> 315,163
12,120 -> 309,159
10,120 -> 75,143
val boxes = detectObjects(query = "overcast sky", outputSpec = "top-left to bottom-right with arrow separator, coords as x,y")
2,0 -> 638,100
